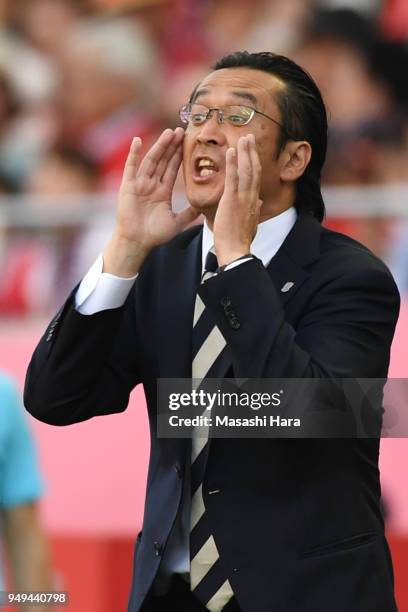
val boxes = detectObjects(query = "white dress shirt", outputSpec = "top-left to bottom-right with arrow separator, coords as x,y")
74,206 -> 297,579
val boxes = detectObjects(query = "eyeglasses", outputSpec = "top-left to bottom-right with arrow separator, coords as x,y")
179,102 -> 286,132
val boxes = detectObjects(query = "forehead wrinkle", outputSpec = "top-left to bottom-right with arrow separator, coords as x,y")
229,90 -> 258,106
191,87 -> 209,103
190,70 -> 287,119
193,87 -> 259,108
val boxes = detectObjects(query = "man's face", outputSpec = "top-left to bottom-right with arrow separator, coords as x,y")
182,67 -> 286,215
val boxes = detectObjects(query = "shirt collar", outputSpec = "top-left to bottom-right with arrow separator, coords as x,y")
201,206 -> 297,273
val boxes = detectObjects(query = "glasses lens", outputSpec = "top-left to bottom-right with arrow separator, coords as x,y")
179,104 -> 254,126
179,104 -> 191,124
188,104 -> 209,125
225,106 -> 253,126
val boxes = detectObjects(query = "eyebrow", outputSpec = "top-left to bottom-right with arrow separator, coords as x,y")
192,88 -> 259,107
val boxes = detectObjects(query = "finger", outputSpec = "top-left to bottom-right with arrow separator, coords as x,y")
161,142 -> 183,187
175,206 -> 201,232
138,128 -> 176,178
237,135 -> 252,193
156,128 -> 184,180
122,137 -> 143,183
248,134 -> 262,192
224,147 -> 238,196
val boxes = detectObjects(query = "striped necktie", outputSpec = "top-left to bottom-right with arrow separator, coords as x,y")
190,250 -> 235,611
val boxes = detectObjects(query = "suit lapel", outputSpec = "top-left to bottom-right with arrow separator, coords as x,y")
266,252 -> 309,306
266,211 -> 321,304
157,226 -> 202,378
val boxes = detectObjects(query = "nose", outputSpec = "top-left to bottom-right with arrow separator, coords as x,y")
195,113 -> 227,146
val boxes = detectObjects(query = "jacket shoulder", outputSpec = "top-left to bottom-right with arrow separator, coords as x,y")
319,225 -> 396,280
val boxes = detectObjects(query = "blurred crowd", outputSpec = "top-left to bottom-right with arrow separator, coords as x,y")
1,0 -> 408,315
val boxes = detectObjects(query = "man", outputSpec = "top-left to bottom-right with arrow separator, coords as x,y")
25,52 -> 400,611
0,372 -> 52,611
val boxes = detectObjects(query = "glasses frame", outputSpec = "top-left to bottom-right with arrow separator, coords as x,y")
179,102 -> 290,137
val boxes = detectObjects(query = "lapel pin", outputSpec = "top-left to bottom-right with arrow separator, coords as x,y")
281,282 -> 295,293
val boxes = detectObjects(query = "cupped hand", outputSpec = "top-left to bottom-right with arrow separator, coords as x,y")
116,127 -> 199,250
213,134 -> 262,267
104,127 -> 200,276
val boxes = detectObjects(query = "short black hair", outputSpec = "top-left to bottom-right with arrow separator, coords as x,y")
212,51 -> 328,223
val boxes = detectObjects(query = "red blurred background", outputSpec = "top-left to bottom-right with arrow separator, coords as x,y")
1,0 -> 408,610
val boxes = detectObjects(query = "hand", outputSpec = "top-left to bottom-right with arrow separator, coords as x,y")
104,128 -> 200,276
213,134 -> 262,267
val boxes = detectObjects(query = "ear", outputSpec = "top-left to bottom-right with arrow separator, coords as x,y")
280,141 -> 312,183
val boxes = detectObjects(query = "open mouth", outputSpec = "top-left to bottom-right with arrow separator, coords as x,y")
194,157 -> 220,179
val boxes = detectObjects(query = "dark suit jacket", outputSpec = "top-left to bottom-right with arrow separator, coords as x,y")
24,212 -> 400,612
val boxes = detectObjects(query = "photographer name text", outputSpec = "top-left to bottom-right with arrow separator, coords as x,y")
168,415 -> 301,428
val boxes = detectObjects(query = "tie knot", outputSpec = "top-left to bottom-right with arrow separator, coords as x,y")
205,250 -> 218,273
